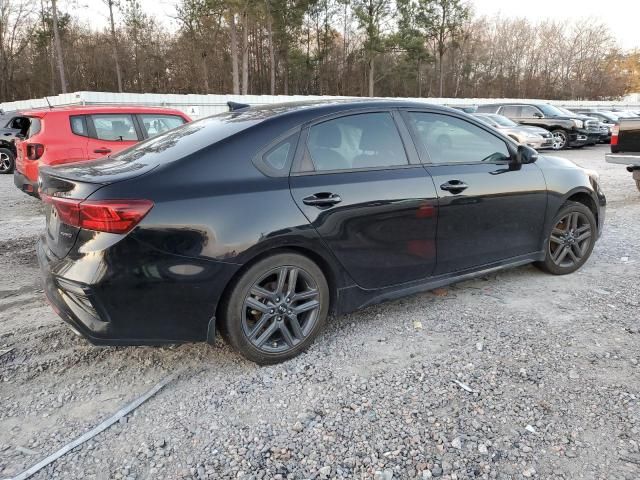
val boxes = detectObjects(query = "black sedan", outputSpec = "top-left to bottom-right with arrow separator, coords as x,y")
38,100 -> 606,364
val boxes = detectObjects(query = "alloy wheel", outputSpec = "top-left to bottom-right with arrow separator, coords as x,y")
241,265 -> 321,353
0,152 -> 11,172
548,211 -> 592,268
551,131 -> 567,150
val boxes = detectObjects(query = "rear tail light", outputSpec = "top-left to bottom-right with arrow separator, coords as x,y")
611,125 -> 619,146
42,196 -> 153,234
26,143 -> 45,160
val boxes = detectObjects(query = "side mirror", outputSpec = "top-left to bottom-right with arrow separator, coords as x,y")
533,112 -> 543,118
515,144 -> 539,164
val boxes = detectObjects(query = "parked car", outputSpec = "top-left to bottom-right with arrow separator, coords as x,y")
574,111 -> 620,143
449,105 -> 477,113
606,118 -> 640,192
473,113 -> 553,149
475,103 -> 601,150
553,106 -> 607,145
610,109 -> 639,119
0,111 -> 32,174
37,100 -> 606,364
13,105 -> 191,196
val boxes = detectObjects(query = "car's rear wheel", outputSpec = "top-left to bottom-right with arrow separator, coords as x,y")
550,130 -> 568,150
221,253 -> 329,364
0,148 -> 14,174
535,202 -> 596,275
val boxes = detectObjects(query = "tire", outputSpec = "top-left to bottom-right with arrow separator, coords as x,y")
550,130 -> 569,150
535,201 -> 597,275
220,252 -> 329,364
0,147 -> 15,174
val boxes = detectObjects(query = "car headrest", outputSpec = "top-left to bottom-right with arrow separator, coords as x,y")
359,125 -> 395,152
310,123 -> 341,148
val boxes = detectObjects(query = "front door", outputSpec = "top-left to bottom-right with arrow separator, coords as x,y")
289,111 -> 439,290
403,111 -> 547,275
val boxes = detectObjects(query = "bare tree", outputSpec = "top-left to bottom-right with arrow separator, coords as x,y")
105,0 -> 123,92
229,11 -> 240,93
51,0 -> 67,93
241,9 -> 248,94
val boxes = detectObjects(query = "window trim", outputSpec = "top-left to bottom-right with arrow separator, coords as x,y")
290,109 -> 416,176
399,109 -> 517,167
86,113 -> 143,142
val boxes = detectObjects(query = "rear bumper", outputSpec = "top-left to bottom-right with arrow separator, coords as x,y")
37,236 -> 239,345
606,153 -> 640,166
13,170 -> 39,197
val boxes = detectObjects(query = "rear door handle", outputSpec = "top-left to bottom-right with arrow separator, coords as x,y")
440,180 -> 468,192
302,193 -> 342,207
94,148 -> 112,154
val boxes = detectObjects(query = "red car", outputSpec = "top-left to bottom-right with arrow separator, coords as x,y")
14,105 -> 191,196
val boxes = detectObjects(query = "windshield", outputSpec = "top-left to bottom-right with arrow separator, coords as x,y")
538,104 -> 568,117
474,115 -> 497,127
490,114 -> 518,127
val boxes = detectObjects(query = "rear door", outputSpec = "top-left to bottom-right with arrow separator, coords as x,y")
86,113 -> 141,159
402,110 -> 547,275
289,110 -> 439,290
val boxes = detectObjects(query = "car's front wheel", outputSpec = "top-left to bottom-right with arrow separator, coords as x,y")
550,130 -> 568,150
536,202 -> 597,275
220,252 -> 329,364
0,147 -> 15,174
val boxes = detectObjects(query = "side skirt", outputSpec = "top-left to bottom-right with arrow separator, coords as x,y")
336,252 -> 545,315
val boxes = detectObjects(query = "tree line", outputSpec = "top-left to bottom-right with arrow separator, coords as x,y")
0,0 -> 638,104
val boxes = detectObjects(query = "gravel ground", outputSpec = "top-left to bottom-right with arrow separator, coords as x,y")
1,145 -> 639,480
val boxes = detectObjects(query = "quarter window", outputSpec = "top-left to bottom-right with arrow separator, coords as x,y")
264,139 -> 292,170
408,112 -> 511,164
70,116 -> 88,137
90,114 -> 138,141
307,113 -> 408,171
139,114 -> 186,138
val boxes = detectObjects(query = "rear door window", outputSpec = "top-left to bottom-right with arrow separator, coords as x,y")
90,114 -> 139,141
499,106 -> 521,118
138,114 -> 186,138
520,106 -> 542,118
306,112 -> 408,172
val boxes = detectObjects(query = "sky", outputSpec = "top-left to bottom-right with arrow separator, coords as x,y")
472,0 -> 640,50
77,0 -> 640,51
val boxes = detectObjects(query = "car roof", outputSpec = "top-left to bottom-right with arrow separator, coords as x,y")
478,102 -> 549,107
18,105 -> 189,117
225,99 -> 455,124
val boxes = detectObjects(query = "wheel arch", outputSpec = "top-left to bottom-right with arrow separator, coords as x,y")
214,243 -> 344,332
563,189 -> 599,227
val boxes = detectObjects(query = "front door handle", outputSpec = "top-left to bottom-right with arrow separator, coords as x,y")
94,148 -> 112,154
440,180 -> 468,193
302,193 -> 342,207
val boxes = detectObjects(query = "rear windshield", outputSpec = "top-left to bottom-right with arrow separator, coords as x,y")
27,118 -> 41,138
111,111 -> 261,167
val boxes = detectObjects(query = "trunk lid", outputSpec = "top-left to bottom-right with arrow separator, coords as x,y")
39,153 -> 160,259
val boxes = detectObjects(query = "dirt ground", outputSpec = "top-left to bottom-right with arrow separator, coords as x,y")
0,145 -> 639,480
